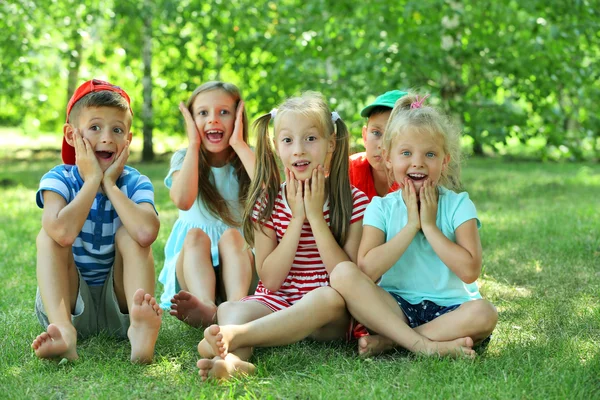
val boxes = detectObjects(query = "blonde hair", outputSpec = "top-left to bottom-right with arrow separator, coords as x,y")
243,91 -> 352,247
382,93 -> 462,190
185,81 -> 250,227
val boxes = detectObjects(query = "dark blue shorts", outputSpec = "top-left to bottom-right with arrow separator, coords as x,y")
388,292 -> 460,328
388,292 -> 492,351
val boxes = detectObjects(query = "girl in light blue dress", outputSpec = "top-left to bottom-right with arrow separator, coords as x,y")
159,82 -> 255,328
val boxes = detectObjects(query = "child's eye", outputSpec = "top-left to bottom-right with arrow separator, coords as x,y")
371,130 -> 382,137
282,138 -> 292,144
306,136 -> 317,142
220,109 -> 230,115
113,127 -> 124,134
426,152 -> 436,158
198,110 -> 208,116
402,151 -> 411,156
90,125 -> 100,131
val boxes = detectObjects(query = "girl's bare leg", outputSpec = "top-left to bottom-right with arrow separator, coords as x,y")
330,262 -> 475,358
170,228 -> 217,327
113,227 -> 162,364
31,228 -> 79,361
218,229 -> 254,302
197,300 -> 272,381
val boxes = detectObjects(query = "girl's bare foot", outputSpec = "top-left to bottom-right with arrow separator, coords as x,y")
31,323 -> 78,361
202,325 -> 225,358
128,289 -> 163,364
358,334 -> 395,358
418,337 -> 476,358
197,355 -> 256,381
170,290 -> 216,328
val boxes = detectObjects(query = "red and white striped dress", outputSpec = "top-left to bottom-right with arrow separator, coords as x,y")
241,184 -> 369,312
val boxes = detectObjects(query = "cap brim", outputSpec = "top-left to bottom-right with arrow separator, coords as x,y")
360,105 -> 374,118
62,137 -> 76,165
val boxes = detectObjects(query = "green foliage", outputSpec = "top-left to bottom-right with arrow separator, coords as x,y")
1,0 -> 599,160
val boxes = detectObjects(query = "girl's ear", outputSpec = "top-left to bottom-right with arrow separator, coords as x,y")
442,153 -> 451,170
327,134 -> 336,153
63,123 -> 75,146
383,149 -> 392,169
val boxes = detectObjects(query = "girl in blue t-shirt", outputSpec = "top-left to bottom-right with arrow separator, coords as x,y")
159,82 -> 255,327
331,93 -> 498,358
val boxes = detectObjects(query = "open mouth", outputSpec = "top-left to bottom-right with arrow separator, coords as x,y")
292,161 -> 310,167
205,129 -> 224,143
407,173 -> 427,181
96,150 -> 115,160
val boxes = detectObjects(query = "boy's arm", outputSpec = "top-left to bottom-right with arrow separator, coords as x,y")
102,147 -> 159,248
41,179 -> 101,247
229,101 -> 256,179
421,220 -> 482,283
357,224 -> 417,281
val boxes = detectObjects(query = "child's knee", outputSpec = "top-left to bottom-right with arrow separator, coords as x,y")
469,299 -> 498,334
329,261 -> 360,292
184,228 -> 211,250
314,286 -> 346,313
218,229 -> 244,250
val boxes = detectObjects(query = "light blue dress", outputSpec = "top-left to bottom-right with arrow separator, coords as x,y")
158,149 -> 243,309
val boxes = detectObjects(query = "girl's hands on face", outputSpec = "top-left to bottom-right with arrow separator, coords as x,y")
419,179 -> 438,229
179,102 -> 201,148
285,167 -> 305,221
229,100 -> 245,147
73,128 -> 103,184
103,142 -> 130,188
304,165 -> 326,223
401,177 -> 420,231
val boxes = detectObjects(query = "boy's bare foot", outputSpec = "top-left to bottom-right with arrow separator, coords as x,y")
170,290 -> 217,328
128,289 -> 162,364
197,355 -> 256,381
31,323 -> 78,361
203,325 -> 225,358
358,334 -> 395,358
418,337 -> 476,358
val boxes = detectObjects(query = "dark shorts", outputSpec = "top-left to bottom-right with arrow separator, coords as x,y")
389,292 -> 492,351
389,293 -> 460,329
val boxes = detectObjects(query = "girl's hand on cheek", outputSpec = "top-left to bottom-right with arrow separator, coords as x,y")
286,167 -> 305,220
419,179 -> 438,229
403,178 -> 420,231
179,102 -> 201,148
229,100 -> 245,148
304,165 -> 325,223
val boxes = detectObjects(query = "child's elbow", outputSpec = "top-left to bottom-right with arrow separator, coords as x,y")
171,193 -> 194,211
135,223 -> 160,248
461,262 -> 482,284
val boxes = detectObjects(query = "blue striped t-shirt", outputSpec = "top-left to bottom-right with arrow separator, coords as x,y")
36,165 -> 156,286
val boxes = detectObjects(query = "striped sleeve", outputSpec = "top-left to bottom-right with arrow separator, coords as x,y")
350,186 -> 369,224
36,166 -> 73,208
120,167 -> 157,213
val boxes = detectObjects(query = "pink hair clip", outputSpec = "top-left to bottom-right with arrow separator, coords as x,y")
410,94 -> 430,109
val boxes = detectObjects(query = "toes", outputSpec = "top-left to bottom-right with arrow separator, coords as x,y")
133,289 -> 145,306
143,293 -> 152,304
205,324 -> 220,337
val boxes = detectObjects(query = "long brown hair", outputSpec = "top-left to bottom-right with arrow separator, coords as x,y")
243,91 -> 352,247
185,81 -> 250,227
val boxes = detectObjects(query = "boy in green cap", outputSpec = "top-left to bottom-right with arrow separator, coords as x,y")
349,90 -> 408,200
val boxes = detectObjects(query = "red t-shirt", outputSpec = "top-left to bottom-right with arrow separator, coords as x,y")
348,152 -> 399,200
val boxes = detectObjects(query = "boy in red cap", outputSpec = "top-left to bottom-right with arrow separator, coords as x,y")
349,90 -> 408,200
31,79 -> 162,363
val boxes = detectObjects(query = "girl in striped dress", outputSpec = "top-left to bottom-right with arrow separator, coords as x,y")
197,92 -> 369,380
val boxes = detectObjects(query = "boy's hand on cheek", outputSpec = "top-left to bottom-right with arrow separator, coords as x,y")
74,128 -> 103,185
286,168 -> 305,220
103,142 -> 129,189
419,179 -> 438,230
304,165 -> 325,223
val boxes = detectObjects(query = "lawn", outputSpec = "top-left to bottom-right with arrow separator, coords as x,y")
0,146 -> 598,398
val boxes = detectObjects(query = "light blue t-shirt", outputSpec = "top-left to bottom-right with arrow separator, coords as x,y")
363,187 -> 482,307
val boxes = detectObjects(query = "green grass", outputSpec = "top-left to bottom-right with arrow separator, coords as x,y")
0,152 -> 599,399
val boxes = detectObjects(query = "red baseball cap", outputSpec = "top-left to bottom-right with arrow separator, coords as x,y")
62,79 -> 132,165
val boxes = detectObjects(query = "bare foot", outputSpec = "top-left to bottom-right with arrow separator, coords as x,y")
358,334 -> 395,358
128,289 -> 163,364
198,338 -> 217,359
31,323 -> 78,361
203,325 -> 225,358
197,355 -> 256,381
170,290 -> 217,328
418,337 -> 476,358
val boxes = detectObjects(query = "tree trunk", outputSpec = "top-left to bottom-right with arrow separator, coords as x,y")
66,29 -> 82,102
141,10 -> 154,162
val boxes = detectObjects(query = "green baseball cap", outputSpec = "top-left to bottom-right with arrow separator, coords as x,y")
360,90 -> 408,118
